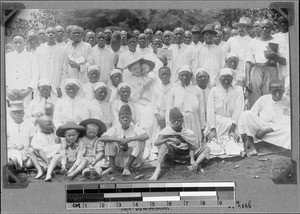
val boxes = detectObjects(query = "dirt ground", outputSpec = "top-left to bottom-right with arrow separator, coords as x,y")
13,141 -> 291,184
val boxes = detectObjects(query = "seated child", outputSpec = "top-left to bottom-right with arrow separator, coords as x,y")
100,104 -> 149,176
82,65 -> 101,101
6,101 -> 42,178
225,52 -> 245,87
79,118 -> 110,179
30,115 -> 61,180
44,121 -> 87,181
149,107 -> 210,181
44,102 -> 55,118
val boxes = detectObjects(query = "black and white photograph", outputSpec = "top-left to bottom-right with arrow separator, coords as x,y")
3,6 -> 293,185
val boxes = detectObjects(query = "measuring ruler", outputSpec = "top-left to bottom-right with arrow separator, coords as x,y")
66,182 -> 235,209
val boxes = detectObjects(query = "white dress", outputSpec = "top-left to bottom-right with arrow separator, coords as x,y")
31,132 -> 61,158
83,99 -> 112,127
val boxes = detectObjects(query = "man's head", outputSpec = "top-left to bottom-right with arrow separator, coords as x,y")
219,68 -> 233,90
225,52 -> 239,69
38,28 -> 47,44
38,84 -> 51,98
162,30 -> 172,45
269,80 -> 285,101
110,69 -> 122,87
12,34 -> 26,53
222,27 -> 232,42
253,20 -> 261,38
214,24 -> 222,31
55,25 -> 65,43
120,30 -> 127,45
158,66 -> 171,85
127,32 -> 138,52
213,30 -> 223,45
66,25 -> 74,40
118,104 -> 132,130
71,26 -> 84,44
155,30 -> 163,38
184,30 -> 193,45
93,82 -> 108,102
85,30 -> 96,47
45,26 -> 57,45
37,115 -> 54,134
277,17 -> 289,33
96,30 -> 106,48
169,107 -> 184,132
151,35 -> 163,54
173,27 -> 184,45
259,19 -> 272,39
133,29 -> 140,37
178,65 -> 193,86
44,102 -> 55,117
26,30 -> 38,49
87,65 -> 100,83
138,33 -> 147,48
232,17 -> 252,37
202,24 -> 217,45
191,25 -> 201,44
117,84 -> 131,102
104,28 -> 112,45
144,28 -> 154,42
10,101 -> 25,124
196,68 -> 210,89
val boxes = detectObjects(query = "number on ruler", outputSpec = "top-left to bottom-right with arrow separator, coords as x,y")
133,202 -> 139,207
184,201 -> 188,206
167,201 -> 172,206
218,201 -> 223,205
200,200 -> 206,205
117,202 -> 122,207
100,202 -> 105,208
150,201 -> 155,206
83,203 -> 87,208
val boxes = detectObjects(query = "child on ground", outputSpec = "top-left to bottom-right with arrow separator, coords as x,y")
149,107 -> 210,181
79,118 -> 110,179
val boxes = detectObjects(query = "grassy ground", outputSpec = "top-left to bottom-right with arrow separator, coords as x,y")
13,141 -> 291,184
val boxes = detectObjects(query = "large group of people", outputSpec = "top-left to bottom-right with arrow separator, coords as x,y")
5,15 -> 291,181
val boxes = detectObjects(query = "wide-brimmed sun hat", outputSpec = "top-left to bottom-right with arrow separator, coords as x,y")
232,17 -> 252,28
79,118 -> 107,137
56,121 -> 86,138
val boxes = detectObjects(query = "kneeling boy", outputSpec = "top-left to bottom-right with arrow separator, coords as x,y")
149,107 -> 210,181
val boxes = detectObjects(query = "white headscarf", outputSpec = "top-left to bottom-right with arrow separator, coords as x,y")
60,78 -> 84,98
33,79 -> 57,100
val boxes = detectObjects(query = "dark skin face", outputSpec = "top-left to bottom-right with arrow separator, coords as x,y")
179,71 -> 192,86
213,33 -> 222,45
110,73 -> 122,87
133,30 -> 140,37
88,69 -> 100,83
144,29 -> 153,42
121,30 -> 127,44
173,29 -> 184,45
128,38 -> 138,52
38,85 -> 51,98
222,27 -> 231,42
96,32 -> 106,48
65,83 -> 79,99
237,25 -> 250,37
219,75 -> 233,90
278,20 -> 289,33
253,21 -> 261,37
138,33 -> 147,48
104,29 -> 112,44
46,27 -> 57,45
118,86 -> 131,102
226,57 -> 238,69
196,72 -> 210,89
85,32 -> 96,47
163,31 -> 172,45
259,19 -> 272,40
151,38 -> 163,54
56,26 -> 65,42
71,28 -> 83,44
170,117 -> 183,132
184,31 -> 193,45
192,32 -> 200,43
94,87 -> 107,101
270,84 -> 285,101
13,36 -> 26,53
204,32 -> 215,44
158,68 -> 171,85
26,32 -> 38,49
119,115 -> 132,130
38,29 -> 47,44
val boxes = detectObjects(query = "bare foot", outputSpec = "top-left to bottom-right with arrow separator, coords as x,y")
102,167 -> 115,176
255,127 -> 273,139
35,171 -> 44,179
149,166 -> 161,181
44,174 -> 52,182
122,168 -> 131,176
247,148 -> 258,157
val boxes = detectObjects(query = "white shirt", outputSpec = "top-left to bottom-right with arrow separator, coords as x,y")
83,99 -> 112,126
6,50 -> 38,90
136,46 -> 152,56
36,43 -> 68,88
117,50 -> 141,69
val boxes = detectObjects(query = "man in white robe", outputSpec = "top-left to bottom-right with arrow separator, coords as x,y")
192,24 -> 224,85
238,80 -> 290,155
206,68 -> 245,156
136,33 -> 152,56
190,25 -> 202,50
55,25 -> 66,47
92,29 -> 115,84
162,30 -> 173,49
6,34 -> 38,107
224,17 -> 254,74
36,26 -> 68,97
120,30 -> 129,52
65,25 -> 93,84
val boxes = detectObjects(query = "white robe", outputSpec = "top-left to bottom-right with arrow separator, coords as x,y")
36,43 -> 68,88
117,50 -> 141,70
136,46 -> 152,56
64,41 -> 93,83
82,82 -> 97,101
166,84 -> 206,147
92,46 -> 115,84
31,132 -> 61,159
238,94 -> 290,149
53,96 -> 88,128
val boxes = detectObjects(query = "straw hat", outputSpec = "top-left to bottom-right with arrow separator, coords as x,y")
123,55 -> 143,70
79,118 -> 107,137
56,122 -> 86,138
232,17 -> 252,28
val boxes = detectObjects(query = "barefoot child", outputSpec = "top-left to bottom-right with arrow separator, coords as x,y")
44,121 -> 87,181
79,118 -> 110,179
149,107 -> 210,181
30,115 -> 61,179
100,104 -> 149,176
6,101 -> 43,178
